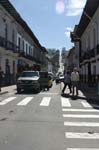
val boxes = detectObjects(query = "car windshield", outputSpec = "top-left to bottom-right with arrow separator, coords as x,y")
60,74 -> 63,77
21,72 -> 39,77
39,72 -> 48,78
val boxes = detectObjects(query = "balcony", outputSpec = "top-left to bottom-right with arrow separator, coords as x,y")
0,36 -> 18,53
18,51 -> 25,57
80,48 -> 96,62
80,51 -> 90,62
90,48 -> 95,58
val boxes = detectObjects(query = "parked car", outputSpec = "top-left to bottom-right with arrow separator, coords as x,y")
39,71 -> 53,90
55,74 -> 64,83
59,74 -> 64,82
48,72 -> 54,80
16,71 -> 40,93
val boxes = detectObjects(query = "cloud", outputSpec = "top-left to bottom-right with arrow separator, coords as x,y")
65,0 -> 86,16
55,0 -> 65,14
65,27 -> 73,38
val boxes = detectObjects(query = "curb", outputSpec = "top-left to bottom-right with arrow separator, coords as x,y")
0,91 -> 8,95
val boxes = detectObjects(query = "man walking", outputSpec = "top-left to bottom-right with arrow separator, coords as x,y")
62,71 -> 71,94
71,67 -> 79,96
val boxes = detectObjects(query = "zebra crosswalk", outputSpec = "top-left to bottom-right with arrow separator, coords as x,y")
17,97 -> 33,106
0,96 -> 52,107
0,94 -> 99,149
61,98 -> 99,150
0,97 -> 16,105
0,96 -> 98,108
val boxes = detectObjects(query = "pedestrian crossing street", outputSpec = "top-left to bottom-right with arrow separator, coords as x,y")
0,96 -> 98,108
61,98 -> 99,150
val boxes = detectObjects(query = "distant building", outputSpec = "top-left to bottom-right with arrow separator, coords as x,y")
47,49 -> 60,74
67,47 -> 76,71
61,48 -> 69,72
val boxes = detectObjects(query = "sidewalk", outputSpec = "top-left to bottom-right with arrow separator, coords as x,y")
0,85 -> 16,95
79,83 -> 99,101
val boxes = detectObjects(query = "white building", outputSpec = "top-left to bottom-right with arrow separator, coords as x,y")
0,0 -> 47,85
71,0 -> 99,85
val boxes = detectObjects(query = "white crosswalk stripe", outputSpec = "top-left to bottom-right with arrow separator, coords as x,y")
63,114 -> 99,118
81,101 -> 99,108
81,101 -> 92,108
62,108 -> 99,112
64,122 -> 99,127
65,132 -> 99,139
67,148 -> 99,150
0,97 -> 16,105
61,97 -> 71,107
17,97 -> 33,106
40,97 -> 51,106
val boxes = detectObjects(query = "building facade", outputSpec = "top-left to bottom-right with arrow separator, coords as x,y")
66,47 -> 76,71
0,0 -> 47,85
71,0 -> 99,85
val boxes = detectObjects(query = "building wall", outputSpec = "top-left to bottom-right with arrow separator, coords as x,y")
79,6 -> 99,84
0,3 -> 46,85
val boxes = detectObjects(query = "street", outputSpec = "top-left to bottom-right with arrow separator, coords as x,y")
0,82 -> 99,150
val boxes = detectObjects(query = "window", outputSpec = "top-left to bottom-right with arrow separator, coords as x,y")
17,34 -> 21,51
22,39 -> 24,51
5,23 -> 8,40
26,43 -> 28,54
18,37 -> 21,50
93,28 -> 96,48
21,71 -> 39,77
12,29 -> 15,44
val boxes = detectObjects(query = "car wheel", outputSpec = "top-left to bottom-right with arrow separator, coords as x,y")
17,88 -> 21,93
47,87 -> 49,91
37,87 -> 40,93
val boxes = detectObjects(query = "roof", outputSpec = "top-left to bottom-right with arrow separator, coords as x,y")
70,25 -> 80,42
0,0 -> 47,52
76,0 -> 99,37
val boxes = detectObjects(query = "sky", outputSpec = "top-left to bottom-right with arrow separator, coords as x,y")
10,0 -> 87,50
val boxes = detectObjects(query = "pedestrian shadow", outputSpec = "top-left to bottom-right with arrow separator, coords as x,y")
61,93 -> 87,100
86,98 -> 99,110
79,85 -> 99,109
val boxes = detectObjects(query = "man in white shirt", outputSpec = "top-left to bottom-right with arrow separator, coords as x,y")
71,67 -> 79,96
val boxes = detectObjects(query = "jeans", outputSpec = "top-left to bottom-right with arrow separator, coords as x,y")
72,81 -> 79,95
62,82 -> 71,93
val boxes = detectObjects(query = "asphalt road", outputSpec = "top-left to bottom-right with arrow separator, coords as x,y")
0,82 -> 99,150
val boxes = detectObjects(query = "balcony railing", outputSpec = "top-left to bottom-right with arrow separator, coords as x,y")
0,36 -> 18,53
80,48 -> 96,62
19,52 -> 42,63
0,36 -> 43,64
90,48 -> 95,58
